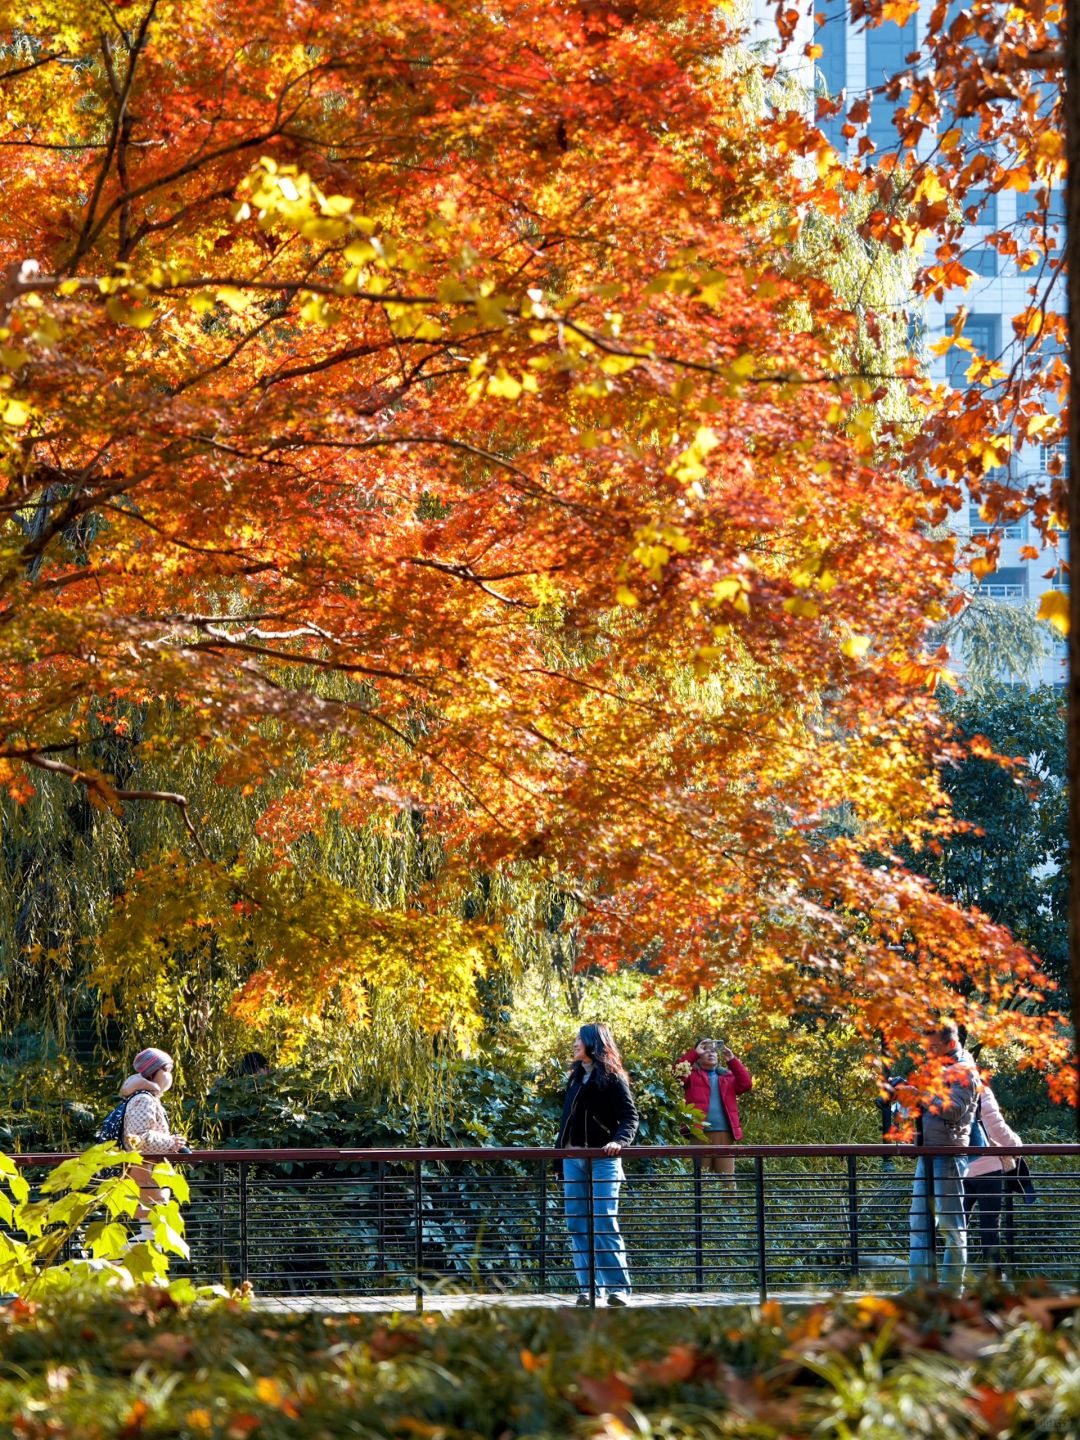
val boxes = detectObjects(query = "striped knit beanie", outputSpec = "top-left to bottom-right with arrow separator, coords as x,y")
133,1047 -> 172,1078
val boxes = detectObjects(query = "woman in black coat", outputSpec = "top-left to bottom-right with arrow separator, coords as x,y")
555,1022 -> 638,1305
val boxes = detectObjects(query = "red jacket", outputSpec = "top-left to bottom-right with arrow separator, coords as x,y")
676,1050 -> 753,1141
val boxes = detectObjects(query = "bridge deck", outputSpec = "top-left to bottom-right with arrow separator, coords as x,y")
256,1287 -> 869,1314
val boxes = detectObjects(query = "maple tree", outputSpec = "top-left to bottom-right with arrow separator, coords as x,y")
767,1 -> 1074,1084
0,1 -> 1070,1093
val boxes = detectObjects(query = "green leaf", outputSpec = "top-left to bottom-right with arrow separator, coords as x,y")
121,1241 -> 169,1283
84,1220 -> 128,1260
102,1175 -> 143,1218
15,1199 -> 50,1238
43,1191 -> 94,1228
152,1162 -> 190,1204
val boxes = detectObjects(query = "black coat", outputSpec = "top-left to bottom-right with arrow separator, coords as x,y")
555,1068 -> 639,1150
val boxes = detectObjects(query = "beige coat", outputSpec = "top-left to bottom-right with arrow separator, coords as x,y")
119,1073 -> 184,1153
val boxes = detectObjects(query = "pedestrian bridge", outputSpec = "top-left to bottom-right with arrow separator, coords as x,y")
17,1143 -> 1078,1309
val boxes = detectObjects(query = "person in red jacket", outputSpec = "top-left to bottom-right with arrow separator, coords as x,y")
675,1038 -> 752,1181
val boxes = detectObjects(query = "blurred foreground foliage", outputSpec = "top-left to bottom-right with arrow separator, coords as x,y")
3,1281 -> 1080,1437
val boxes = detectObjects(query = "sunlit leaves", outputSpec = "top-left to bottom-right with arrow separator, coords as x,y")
1037,590 -> 1069,637
0,0 -> 1067,1093
0,1142 -> 188,1298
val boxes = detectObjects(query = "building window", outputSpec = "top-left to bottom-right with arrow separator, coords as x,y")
962,189 -> 999,227
815,0 -> 848,151
866,16 -> 918,154
968,248 -> 998,277
1040,441 -> 1069,479
947,313 -> 1000,388
967,504 -> 1026,539
976,565 -> 1028,601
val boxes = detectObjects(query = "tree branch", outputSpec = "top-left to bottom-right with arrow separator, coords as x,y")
20,750 -> 209,859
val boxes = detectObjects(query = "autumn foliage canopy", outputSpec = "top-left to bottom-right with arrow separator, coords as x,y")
0,0 -> 1070,1091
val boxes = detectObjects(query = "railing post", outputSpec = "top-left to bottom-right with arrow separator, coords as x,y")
754,1154 -> 767,1303
693,1155 -> 704,1291
217,1161 -> 227,1286
924,1155 -> 937,1285
413,1158 -> 424,1313
538,1157 -> 547,1296
238,1161 -> 248,1289
376,1160 -> 386,1289
586,1156 -> 597,1308
847,1153 -> 860,1280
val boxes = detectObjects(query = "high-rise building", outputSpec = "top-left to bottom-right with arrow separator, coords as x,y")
810,1 -> 1066,685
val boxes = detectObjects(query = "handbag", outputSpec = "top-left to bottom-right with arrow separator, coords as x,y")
969,1095 -> 988,1150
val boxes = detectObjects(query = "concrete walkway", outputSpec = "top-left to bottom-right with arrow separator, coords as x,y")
256,1287 -> 874,1315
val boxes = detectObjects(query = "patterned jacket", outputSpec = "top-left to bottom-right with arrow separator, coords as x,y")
118,1073 -> 184,1153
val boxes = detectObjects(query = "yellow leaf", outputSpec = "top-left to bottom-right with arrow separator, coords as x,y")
255,1377 -> 283,1407
915,171 -> 948,206
615,585 -> 639,607
1038,589 -> 1069,636
2,399 -> 30,427
841,634 -> 871,659
711,577 -> 744,605
216,287 -> 250,314
105,296 -> 156,327
1001,168 -> 1032,193
487,368 -> 522,400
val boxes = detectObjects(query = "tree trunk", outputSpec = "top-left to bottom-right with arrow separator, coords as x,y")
1066,0 -> 1080,1132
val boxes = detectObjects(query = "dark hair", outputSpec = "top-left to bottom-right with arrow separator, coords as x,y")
233,1051 -> 270,1077
574,1023 -> 628,1086
934,1022 -> 960,1049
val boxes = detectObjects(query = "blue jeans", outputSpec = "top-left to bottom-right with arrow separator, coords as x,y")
562,1157 -> 631,1296
909,1155 -> 969,1289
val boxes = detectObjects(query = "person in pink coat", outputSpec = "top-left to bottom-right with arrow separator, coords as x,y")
674,1038 -> 752,1181
963,1080 -> 1023,1279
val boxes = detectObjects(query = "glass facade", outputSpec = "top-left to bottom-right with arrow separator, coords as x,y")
866,17 -> 917,153
947,314 -> 1000,389
814,0 -> 848,150
807,0 -> 1062,685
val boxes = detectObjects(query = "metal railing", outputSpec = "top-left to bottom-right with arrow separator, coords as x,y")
14,1144 -> 1080,1307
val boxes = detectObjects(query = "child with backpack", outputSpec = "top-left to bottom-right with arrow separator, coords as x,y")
99,1047 -> 189,1243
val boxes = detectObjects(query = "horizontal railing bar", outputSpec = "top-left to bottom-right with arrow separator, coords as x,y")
12,1143 -> 1079,1166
